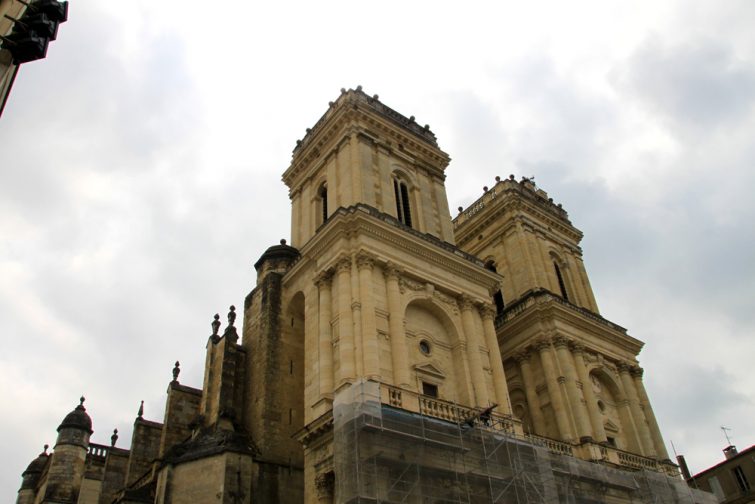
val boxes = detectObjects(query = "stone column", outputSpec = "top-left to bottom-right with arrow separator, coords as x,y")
460,296 -> 490,407
571,344 -> 607,443
514,350 -> 547,435
384,263 -> 410,388
479,305 -> 512,414
536,339 -> 573,441
618,362 -> 655,457
315,271 -> 334,398
553,336 -> 593,442
336,257 -> 355,384
632,367 -> 669,459
357,253 -> 379,379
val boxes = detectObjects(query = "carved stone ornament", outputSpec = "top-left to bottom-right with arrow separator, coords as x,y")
534,339 -> 552,352
552,335 -> 570,348
356,252 -> 375,270
513,350 -> 530,364
383,262 -> 402,281
315,471 -> 335,498
458,295 -> 474,311
314,270 -> 333,288
335,256 -> 352,273
479,304 -> 497,320
630,366 -> 644,378
399,277 -> 424,294
616,361 -> 632,373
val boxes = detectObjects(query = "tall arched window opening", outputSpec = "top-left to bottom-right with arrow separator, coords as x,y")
554,262 -> 569,301
393,178 -> 412,227
317,183 -> 328,225
485,261 -> 505,315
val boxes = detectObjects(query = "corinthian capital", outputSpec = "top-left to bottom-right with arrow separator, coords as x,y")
479,304 -> 497,320
616,361 -> 633,374
383,262 -> 402,280
335,256 -> 352,273
552,335 -> 570,348
534,339 -> 551,352
630,366 -> 644,378
314,270 -> 333,288
458,294 -> 474,311
356,252 -> 375,270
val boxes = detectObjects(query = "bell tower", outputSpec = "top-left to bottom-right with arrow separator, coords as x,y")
453,175 -> 671,461
241,87 -> 517,502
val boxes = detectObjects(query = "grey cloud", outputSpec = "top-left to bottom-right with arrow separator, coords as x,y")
615,35 -> 755,131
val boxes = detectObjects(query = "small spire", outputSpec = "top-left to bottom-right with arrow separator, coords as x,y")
280,238 -> 287,245
172,361 -> 180,382
137,400 -> 144,419
211,314 -> 221,336
77,396 -> 86,410
42,444 -> 49,455
227,305 -> 236,328
111,429 -> 118,447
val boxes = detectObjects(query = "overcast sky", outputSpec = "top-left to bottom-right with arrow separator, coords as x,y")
2,0 -> 754,497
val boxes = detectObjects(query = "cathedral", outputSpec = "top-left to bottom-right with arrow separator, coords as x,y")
15,88 -> 716,504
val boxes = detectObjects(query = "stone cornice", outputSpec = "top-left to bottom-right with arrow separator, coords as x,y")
496,288 -> 644,359
453,178 -> 583,250
283,88 -> 450,192
288,204 -> 499,295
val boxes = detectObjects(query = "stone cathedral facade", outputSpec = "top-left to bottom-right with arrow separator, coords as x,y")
15,88 -> 715,504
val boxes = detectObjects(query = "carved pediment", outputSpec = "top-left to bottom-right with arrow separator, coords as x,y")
604,419 -> 620,433
413,363 -> 446,380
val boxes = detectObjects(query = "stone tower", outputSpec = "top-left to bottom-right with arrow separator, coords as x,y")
43,398 -> 92,503
244,86 -> 514,501
453,175 -> 670,459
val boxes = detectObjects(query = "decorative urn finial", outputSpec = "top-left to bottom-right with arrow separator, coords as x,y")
172,361 -> 180,382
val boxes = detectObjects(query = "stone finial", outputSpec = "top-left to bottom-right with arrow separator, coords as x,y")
509,174 -> 515,180
373,94 -> 379,100
280,238 -> 287,245
79,396 -> 85,407
495,175 -> 501,182
458,206 -> 463,213
111,429 -> 118,447
137,400 -> 144,419
356,85 -> 363,91
483,186 -> 488,192
172,361 -> 180,382
43,444 -> 49,455
227,305 -> 236,327
211,314 -> 221,336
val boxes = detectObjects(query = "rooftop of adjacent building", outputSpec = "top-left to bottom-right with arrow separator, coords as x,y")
690,444 -> 755,480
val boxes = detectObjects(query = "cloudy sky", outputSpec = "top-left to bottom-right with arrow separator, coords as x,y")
2,0 -> 754,497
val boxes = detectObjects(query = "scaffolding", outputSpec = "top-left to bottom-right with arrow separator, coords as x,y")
333,380 -> 717,504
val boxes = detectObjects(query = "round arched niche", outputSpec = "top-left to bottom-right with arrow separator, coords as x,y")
589,368 -> 627,450
404,300 -> 466,404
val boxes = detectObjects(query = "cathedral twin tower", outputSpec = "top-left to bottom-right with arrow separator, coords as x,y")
17,88 -> 713,504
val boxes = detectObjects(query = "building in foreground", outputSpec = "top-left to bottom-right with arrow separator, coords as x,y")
684,444 -> 754,503
16,88 -> 717,503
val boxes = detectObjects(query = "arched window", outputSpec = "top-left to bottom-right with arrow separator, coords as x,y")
554,262 -> 569,301
485,260 -> 505,315
393,177 -> 412,227
317,183 -> 328,225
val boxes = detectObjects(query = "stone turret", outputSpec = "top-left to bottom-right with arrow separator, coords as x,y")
43,397 -> 92,503
16,445 -> 50,504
